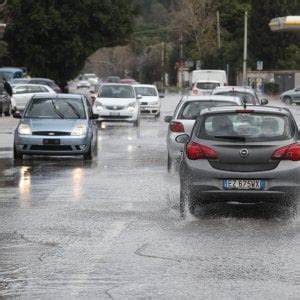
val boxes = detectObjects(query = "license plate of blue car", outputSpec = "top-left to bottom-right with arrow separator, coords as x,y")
223,179 -> 265,190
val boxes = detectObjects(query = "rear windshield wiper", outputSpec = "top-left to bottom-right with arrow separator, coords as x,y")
51,100 -> 64,119
214,135 -> 246,141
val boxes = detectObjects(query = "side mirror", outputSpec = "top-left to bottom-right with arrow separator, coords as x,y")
159,94 -> 165,98
261,99 -> 268,105
91,113 -> 99,120
13,112 -> 22,119
164,116 -> 172,123
175,134 -> 190,144
137,95 -> 142,100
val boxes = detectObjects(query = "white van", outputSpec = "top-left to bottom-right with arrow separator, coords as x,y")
190,70 -> 227,87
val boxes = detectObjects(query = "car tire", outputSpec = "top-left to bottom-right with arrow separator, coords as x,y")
167,154 -> 173,173
284,96 -> 292,105
4,107 -> 11,117
83,143 -> 93,160
155,112 -> 160,118
180,179 -> 200,216
13,144 -> 23,160
133,118 -> 139,127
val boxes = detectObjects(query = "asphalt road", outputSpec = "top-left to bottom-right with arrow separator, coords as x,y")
0,94 -> 299,299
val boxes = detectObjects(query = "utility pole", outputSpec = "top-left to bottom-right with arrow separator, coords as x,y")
217,11 -> 221,49
180,32 -> 184,89
242,11 -> 248,86
161,42 -> 165,90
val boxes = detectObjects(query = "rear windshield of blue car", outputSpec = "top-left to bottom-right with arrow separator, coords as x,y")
197,112 -> 295,142
25,98 -> 86,119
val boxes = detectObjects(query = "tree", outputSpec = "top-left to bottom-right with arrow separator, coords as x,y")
4,0 -> 135,84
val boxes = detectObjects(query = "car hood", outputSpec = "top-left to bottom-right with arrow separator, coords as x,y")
96,97 -> 136,106
22,119 -> 87,132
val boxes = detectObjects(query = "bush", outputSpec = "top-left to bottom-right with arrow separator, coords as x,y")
264,82 -> 279,95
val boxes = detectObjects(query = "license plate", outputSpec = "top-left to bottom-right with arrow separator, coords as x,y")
223,179 -> 265,190
43,139 -> 60,145
110,112 -> 120,116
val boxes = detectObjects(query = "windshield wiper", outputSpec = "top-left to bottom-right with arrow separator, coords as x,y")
214,135 -> 246,141
66,101 -> 81,118
51,100 -> 64,119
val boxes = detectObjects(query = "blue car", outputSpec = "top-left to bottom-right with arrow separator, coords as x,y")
13,94 -> 98,160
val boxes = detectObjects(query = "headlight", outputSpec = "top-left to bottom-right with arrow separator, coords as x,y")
127,102 -> 136,110
18,124 -> 32,135
71,125 -> 87,136
150,101 -> 159,106
95,101 -> 103,109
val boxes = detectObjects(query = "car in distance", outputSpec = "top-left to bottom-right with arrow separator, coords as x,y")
83,73 -> 99,86
0,67 -> 25,81
165,95 -> 242,171
27,78 -> 61,93
133,84 -> 162,117
11,84 -> 56,113
212,86 -> 268,105
191,80 -> 221,95
93,83 -> 140,126
176,105 -> 300,215
280,86 -> 300,105
13,94 -> 98,160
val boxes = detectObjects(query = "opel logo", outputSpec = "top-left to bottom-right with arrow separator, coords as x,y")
240,148 -> 249,158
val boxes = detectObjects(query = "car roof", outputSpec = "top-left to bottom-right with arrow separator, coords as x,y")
32,93 -> 84,99
181,95 -> 242,103
29,78 -> 54,82
12,83 -> 52,88
100,83 -> 134,87
195,80 -> 221,83
213,86 -> 255,93
200,105 -> 292,116
0,67 -> 23,71
132,84 -> 157,88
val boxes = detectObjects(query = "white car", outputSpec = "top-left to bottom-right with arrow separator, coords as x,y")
164,95 -> 242,171
93,83 -> 140,126
76,79 -> 91,89
191,80 -> 221,95
11,84 -> 56,112
83,73 -> 99,85
133,84 -> 163,117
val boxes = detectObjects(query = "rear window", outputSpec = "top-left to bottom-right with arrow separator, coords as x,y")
25,98 -> 86,119
196,82 -> 220,90
214,91 -> 256,104
98,85 -> 135,98
178,101 -> 237,120
134,86 -> 157,96
198,113 -> 294,142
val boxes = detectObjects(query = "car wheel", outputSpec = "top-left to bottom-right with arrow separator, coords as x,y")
13,144 -> 23,160
133,118 -> 139,127
167,154 -> 173,173
180,179 -> 199,216
4,106 -> 11,116
155,112 -> 160,118
284,96 -> 292,105
83,143 -> 93,160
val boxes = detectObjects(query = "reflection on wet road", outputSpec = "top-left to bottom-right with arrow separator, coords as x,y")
0,95 -> 299,298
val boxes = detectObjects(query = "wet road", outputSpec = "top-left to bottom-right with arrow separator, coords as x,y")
0,94 -> 300,298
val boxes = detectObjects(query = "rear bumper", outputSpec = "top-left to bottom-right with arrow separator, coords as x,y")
140,105 -> 160,115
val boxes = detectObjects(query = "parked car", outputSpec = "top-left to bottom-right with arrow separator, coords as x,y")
10,78 -> 30,85
165,95 -> 242,171
191,80 -> 221,95
280,87 -> 300,105
26,78 -> 61,93
11,84 -> 56,113
13,94 -> 98,160
176,105 -> 300,215
93,83 -> 140,126
133,84 -> 163,117
0,67 -> 25,81
76,79 -> 91,89
212,86 -> 268,105
105,76 -> 121,83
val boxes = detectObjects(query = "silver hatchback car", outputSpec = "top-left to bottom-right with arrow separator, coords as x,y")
165,95 -> 242,171
13,94 -> 98,160
176,106 -> 300,215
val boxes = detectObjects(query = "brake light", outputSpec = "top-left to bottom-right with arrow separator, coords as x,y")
169,121 -> 184,133
272,144 -> 300,161
186,142 -> 218,160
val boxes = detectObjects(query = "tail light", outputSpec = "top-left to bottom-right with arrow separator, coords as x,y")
169,121 -> 184,133
186,142 -> 218,160
272,144 -> 300,161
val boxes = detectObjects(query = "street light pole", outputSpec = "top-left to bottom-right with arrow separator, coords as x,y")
242,11 -> 248,86
217,11 -> 221,49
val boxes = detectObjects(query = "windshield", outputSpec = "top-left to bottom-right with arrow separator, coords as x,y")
178,101 -> 237,120
196,82 -> 220,90
134,86 -> 157,96
98,85 -> 135,98
198,113 -> 294,142
25,98 -> 86,119
0,71 -> 13,80
214,91 -> 257,104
